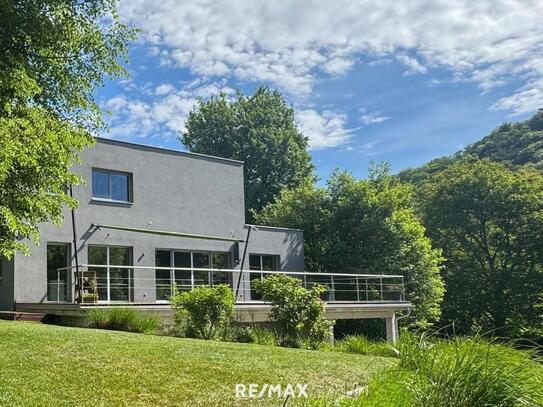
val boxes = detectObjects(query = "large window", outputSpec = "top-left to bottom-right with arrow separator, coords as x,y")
249,254 -> 280,301
47,244 -> 70,302
92,168 -> 132,202
155,250 -> 230,301
88,246 -> 132,302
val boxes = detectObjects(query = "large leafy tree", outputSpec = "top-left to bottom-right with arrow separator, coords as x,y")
181,87 -> 315,221
0,0 -> 136,257
257,165 -> 444,328
420,159 -> 543,336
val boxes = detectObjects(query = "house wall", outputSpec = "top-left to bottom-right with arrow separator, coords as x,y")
10,138 -> 304,307
237,225 -> 305,300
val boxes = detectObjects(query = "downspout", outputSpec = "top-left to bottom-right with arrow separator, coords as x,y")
234,225 -> 258,301
69,185 -> 81,304
396,307 -> 412,323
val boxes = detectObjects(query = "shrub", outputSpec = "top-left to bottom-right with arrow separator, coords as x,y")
170,285 -> 234,339
85,308 -> 161,334
336,335 -> 398,358
255,274 -> 333,348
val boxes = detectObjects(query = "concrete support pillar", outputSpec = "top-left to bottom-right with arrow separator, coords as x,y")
328,324 -> 335,345
385,313 -> 399,344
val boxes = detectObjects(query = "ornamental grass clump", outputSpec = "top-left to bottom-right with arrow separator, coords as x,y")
86,308 -> 161,334
342,332 -> 543,407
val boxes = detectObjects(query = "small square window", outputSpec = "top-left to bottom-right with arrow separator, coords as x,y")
92,169 -> 132,202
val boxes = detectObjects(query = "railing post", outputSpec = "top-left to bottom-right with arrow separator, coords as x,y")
365,279 -> 369,302
356,277 -> 360,302
330,276 -> 335,301
380,277 -> 383,301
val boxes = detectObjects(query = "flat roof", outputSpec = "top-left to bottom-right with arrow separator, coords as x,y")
95,137 -> 244,165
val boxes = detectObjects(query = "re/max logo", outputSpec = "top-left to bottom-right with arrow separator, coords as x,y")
235,383 -> 309,398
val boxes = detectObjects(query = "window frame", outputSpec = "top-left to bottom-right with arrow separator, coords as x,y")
154,249 -> 231,302
46,242 -> 71,303
88,245 -> 133,303
91,168 -> 133,204
248,254 -> 280,301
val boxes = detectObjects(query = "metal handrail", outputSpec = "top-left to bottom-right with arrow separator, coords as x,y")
60,264 -> 406,305
58,264 -> 404,279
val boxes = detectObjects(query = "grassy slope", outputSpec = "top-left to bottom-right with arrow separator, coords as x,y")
0,321 -> 393,406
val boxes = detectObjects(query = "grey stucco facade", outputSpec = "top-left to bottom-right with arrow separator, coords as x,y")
0,138 -> 304,310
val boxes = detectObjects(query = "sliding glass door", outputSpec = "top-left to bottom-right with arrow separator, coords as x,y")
88,246 -> 132,302
47,244 -> 70,302
155,250 -> 231,301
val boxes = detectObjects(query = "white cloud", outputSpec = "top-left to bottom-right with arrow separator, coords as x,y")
118,0 -> 543,113
103,82 -> 238,140
296,109 -> 356,149
155,83 -> 175,95
359,109 -> 390,125
396,55 -> 427,75
490,78 -> 543,115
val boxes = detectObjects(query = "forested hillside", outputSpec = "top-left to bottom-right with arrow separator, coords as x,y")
400,109 -> 543,184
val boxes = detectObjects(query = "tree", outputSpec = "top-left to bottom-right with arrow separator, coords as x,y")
420,159 -> 543,336
257,164 -> 444,328
181,87 -> 315,221
0,1 -> 136,257
399,110 -> 543,185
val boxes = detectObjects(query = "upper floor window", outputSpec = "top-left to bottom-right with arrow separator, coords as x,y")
249,254 -> 279,271
92,168 -> 132,202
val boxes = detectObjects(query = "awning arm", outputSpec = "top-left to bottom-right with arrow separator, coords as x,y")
91,223 -> 244,243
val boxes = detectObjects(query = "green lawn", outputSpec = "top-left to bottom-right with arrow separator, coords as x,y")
0,321 -> 394,406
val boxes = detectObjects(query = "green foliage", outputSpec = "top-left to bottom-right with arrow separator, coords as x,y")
400,109 -> 543,185
222,324 -> 278,346
249,326 -> 278,346
256,164 -> 445,328
396,333 -> 543,407
465,111 -> 543,170
255,274 -> 333,348
0,0 -> 136,258
182,86 -> 315,221
170,285 -> 234,339
320,333 -> 543,407
336,335 -> 398,358
85,308 -> 161,334
420,159 -> 543,336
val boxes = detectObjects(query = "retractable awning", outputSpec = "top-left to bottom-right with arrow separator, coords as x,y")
91,223 -> 244,243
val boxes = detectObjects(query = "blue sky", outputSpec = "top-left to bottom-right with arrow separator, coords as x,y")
97,1 -> 543,181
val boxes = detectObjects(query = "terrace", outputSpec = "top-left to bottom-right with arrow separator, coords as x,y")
19,265 -> 412,343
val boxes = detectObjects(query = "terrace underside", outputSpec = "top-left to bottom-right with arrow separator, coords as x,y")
14,301 -> 412,343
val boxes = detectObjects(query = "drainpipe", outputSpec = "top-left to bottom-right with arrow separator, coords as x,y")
234,225 -> 258,301
69,185 -> 81,304
396,308 -> 412,322
392,308 -> 412,345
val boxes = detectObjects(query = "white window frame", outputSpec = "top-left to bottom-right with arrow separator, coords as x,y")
154,249 -> 230,303
89,245 -> 133,303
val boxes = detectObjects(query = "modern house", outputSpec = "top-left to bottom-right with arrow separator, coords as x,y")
0,138 -> 411,342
